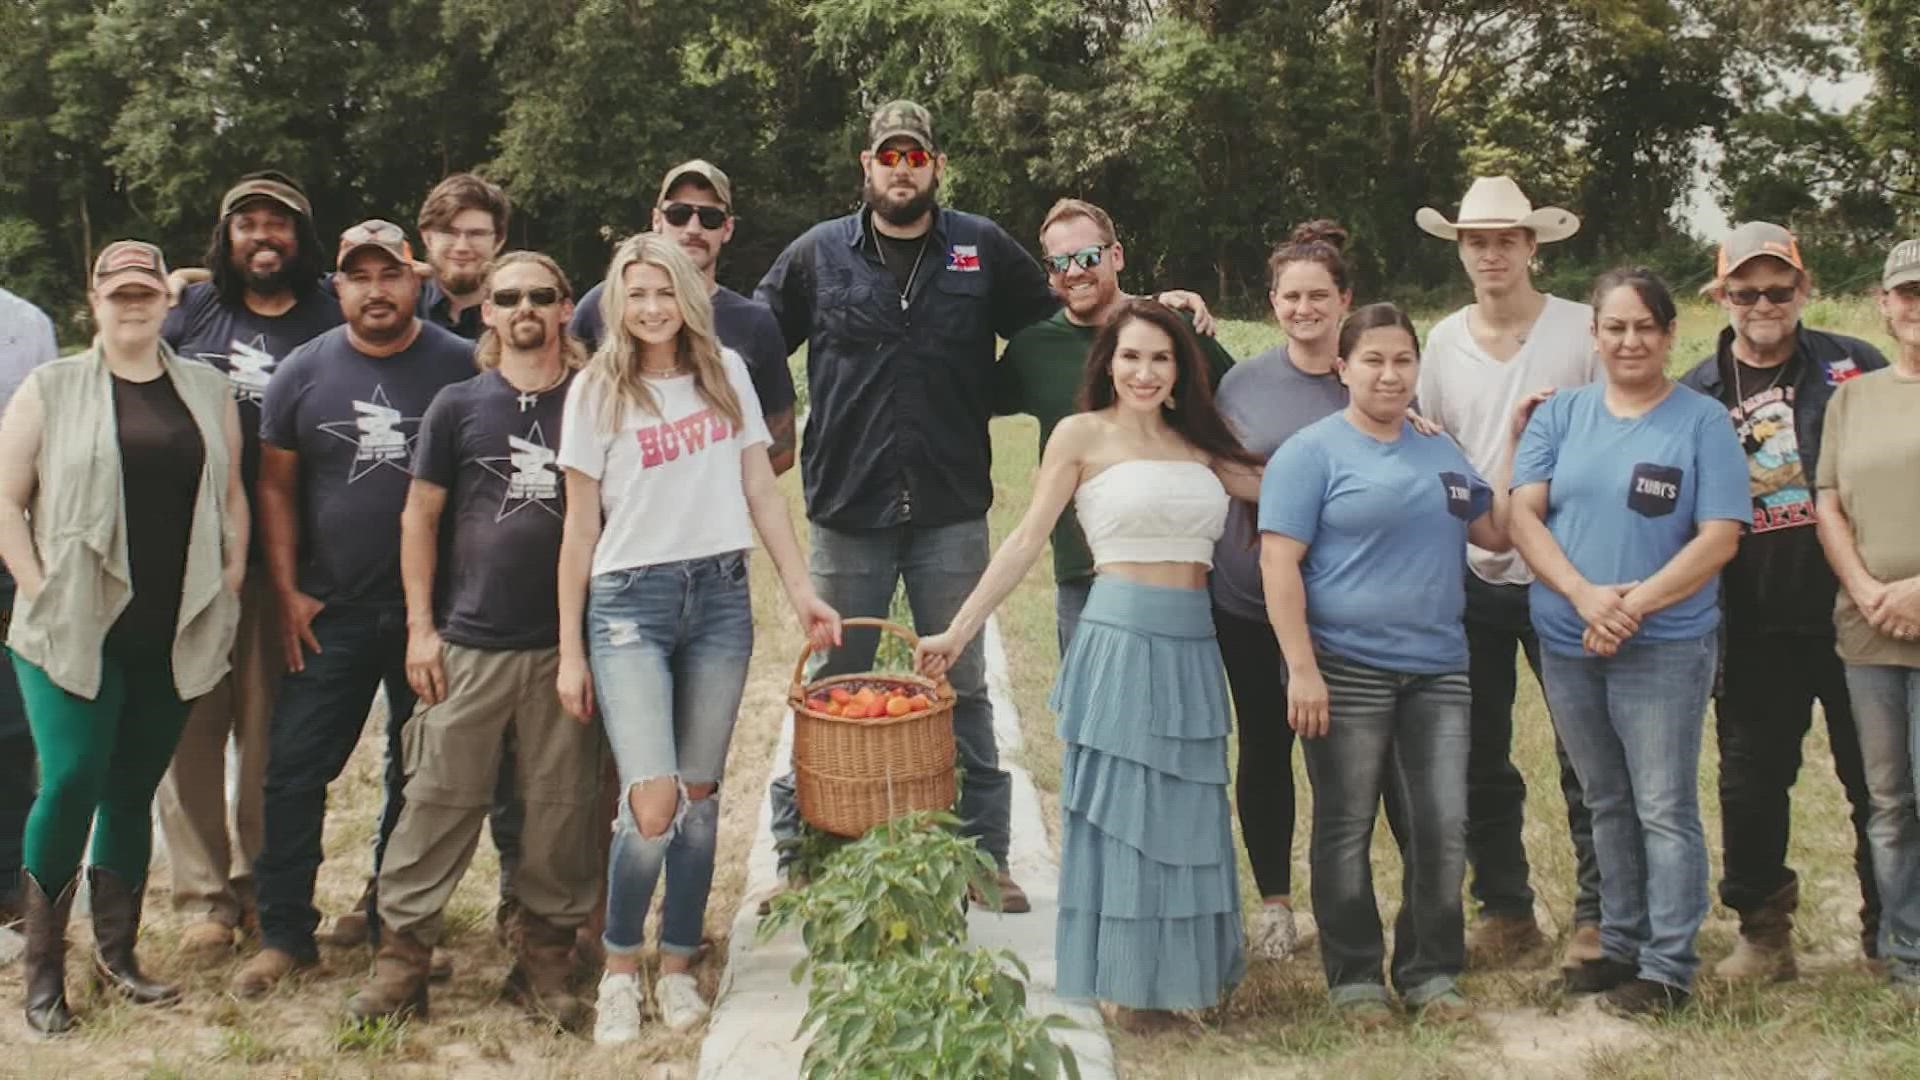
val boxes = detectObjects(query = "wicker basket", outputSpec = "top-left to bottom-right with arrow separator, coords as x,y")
789,617 -> 956,838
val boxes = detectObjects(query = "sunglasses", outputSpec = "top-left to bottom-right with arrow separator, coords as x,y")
490,287 -> 561,308
661,203 -> 729,230
1724,285 -> 1798,307
873,148 -> 932,169
1043,245 -> 1106,274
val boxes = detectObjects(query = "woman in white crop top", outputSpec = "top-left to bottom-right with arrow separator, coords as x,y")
916,299 -> 1261,1030
555,234 -> 839,1043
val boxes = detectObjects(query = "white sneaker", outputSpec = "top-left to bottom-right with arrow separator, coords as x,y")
1251,904 -> 1299,961
593,971 -> 644,1045
654,971 -> 710,1033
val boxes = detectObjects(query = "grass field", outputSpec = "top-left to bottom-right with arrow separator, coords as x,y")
4,295 -> 1911,1078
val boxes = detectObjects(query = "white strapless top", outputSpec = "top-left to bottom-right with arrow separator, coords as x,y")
1074,459 -> 1229,568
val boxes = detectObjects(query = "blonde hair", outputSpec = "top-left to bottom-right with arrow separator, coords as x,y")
587,232 -> 743,434
474,251 -> 588,371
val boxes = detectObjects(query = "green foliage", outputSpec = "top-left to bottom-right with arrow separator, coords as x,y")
800,947 -> 1082,1080
758,810 -> 997,977
332,1014 -> 409,1056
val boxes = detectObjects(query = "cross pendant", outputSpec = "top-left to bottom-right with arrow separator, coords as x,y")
517,392 -> 537,412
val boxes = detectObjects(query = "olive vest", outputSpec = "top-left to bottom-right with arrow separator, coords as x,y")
7,344 -> 240,700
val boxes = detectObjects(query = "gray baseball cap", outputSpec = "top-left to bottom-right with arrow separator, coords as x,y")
1884,239 -> 1920,290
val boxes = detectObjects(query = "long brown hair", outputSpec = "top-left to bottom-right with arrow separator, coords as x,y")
1077,299 -> 1261,469
585,233 -> 744,435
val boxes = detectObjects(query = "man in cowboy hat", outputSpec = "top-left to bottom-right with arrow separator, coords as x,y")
1414,175 -> 1603,970
1678,222 -> 1885,981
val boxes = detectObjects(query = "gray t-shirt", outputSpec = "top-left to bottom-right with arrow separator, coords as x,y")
1209,345 -> 1351,622
260,321 -> 476,605
411,368 -> 572,650
0,286 -> 57,411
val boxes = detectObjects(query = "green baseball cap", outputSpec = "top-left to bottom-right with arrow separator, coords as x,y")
868,100 -> 935,153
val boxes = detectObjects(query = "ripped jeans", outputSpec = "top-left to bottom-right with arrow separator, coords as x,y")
588,553 -> 754,957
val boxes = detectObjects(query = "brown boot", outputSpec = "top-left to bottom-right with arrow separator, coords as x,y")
505,914 -> 589,1032
345,930 -> 431,1022
1465,913 -> 1548,969
21,871 -> 77,1036
230,946 -> 308,999
177,919 -> 238,961
87,867 -> 180,1006
1560,923 -> 1603,970
324,879 -> 376,948
968,870 -> 1032,914
1715,880 -> 1798,982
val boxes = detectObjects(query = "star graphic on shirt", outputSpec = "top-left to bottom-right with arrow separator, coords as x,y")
193,334 -> 276,404
317,384 -> 420,482
476,420 -> 563,521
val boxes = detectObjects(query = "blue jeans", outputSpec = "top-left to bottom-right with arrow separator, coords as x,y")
769,519 -> 1010,866
1540,632 -> 1715,990
1301,656 -> 1470,1005
1843,663 -> 1920,978
254,603 -> 415,960
591,554 -> 752,957
0,567 -> 31,906
1463,575 -> 1601,925
1055,576 -> 1093,659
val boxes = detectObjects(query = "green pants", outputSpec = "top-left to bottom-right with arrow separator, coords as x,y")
13,648 -> 192,894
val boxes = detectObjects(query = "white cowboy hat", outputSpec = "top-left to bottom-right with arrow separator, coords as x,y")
1416,176 -> 1580,243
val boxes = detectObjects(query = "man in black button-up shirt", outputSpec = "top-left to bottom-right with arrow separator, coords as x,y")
756,101 -> 1056,910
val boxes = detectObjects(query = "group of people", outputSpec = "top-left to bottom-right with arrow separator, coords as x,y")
0,95 -> 1917,1045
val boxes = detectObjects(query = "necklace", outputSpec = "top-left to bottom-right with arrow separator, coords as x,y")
1733,357 -> 1790,421
507,364 -> 569,412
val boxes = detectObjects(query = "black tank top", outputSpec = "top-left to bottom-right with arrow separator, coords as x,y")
106,369 -> 206,658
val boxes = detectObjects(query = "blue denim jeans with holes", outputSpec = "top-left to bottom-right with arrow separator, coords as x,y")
1540,631 -> 1715,991
590,552 -> 753,958
1842,663 -> 1920,979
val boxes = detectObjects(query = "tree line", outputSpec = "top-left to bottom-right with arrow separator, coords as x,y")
2,0 -> 1914,336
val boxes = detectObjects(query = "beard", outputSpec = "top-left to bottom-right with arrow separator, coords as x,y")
232,243 -> 297,295
508,318 -> 548,349
437,262 -> 488,296
863,174 -> 940,227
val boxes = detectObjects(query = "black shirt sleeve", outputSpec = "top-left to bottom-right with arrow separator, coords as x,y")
411,383 -> 463,489
755,232 -> 816,356
986,222 -> 1059,341
747,305 -> 797,416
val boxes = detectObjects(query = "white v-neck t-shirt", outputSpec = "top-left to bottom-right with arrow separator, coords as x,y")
1418,294 -> 1599,585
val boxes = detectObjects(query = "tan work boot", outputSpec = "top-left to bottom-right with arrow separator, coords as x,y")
1465,913 -> 1548,969
755,868 -> 810,917
1715,881 -> 1798,982
177,919 -> 237,961
345,930 -> 431,1022
504,914 -> 590,1032
1561,923 -> 1603,969
324,880 -> 376,948
230,947 -> 307,999
968,870 -> 1032,914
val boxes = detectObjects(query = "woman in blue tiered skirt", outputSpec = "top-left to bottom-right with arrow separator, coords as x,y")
916,299 -> 1262,1029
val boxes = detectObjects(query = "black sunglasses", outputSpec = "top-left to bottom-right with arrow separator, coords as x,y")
661,202 -> 729,230
490,286 -> 561,308
1724,286 -> 1798,307
1043,245 -> 1106,274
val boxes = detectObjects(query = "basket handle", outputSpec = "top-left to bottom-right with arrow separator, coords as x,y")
788,616 -> 942,696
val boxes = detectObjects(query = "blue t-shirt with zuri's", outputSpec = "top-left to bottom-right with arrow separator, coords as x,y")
260,321 -> 477,605
1258,413 -> 1492,674
1511,381 -> 1749,655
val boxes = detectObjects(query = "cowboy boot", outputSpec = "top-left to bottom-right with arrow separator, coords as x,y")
504,913 -> 589,1032
22,871 -> 78,1035
344,928 -> 431,1022
87,867 -> 180,1005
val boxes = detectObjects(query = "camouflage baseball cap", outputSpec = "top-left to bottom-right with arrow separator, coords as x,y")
868,100 -> 935,153
1715,221 -> 1804,283
336,219 -> 414,270
1884,238 -> 1920,290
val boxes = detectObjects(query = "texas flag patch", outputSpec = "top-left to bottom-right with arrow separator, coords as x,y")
1826,356 -> 1863,385
947,244 -> 981,272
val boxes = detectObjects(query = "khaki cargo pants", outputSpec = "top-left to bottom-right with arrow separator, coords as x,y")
377,644 -> 604,943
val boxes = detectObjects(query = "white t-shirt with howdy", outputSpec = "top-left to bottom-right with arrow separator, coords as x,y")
1418,294 -> 1598,585
557,348 -> 771,577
